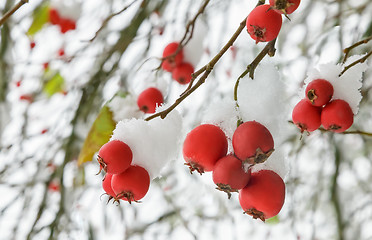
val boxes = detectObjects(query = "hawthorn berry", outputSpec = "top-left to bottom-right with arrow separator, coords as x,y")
232,121 -> 274,164
321,99 -> 353,133
172,62 -> 194,85
58,48 -> 65,57
60,18 -> 76,33
97,140 -> 133,174
246,4 -> 283,43
292,99 -> 321,133
239,170 -> 285,221
137,87 -> 164,113
161,42 -> 183,72
212,154 -> 251,199
305,79 -> 334,107
19,94 -> 34,103
183,124 -> 228,174
102,173 -> 115,198
48,8 -> 60,25
269,0 -> 301,15
30,41 -> 36,49
111,165 -> 150,203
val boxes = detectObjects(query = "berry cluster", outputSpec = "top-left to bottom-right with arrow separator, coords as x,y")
246,1 -> 300,43
292,78 -> 354,133
98,140 -> 150,203
183,122 -> 285,221
48,7 -> 76,34
161,42 -> 195,85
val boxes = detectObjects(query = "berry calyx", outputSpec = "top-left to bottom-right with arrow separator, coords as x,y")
111,165 -> 150,204
97,140 -> 133,175
212,155 -> 251,199
102,173 -> 115,200
269,0 -> 301,15
137,87 -> 164,113
305,79 -> 334,107
161,42 -> 184,72
321,99 -> 354,133
183,124 -> 228,174
292,99 -> 322,133
239,170 -> 285,221
232,121 -> 274,164
246,4 -> 283,43
172,62 -> 194,85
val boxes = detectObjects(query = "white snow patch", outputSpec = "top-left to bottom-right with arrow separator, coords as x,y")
51,0 -> 81,20
107,93 -> 143,122
183,19 -> 207,68
110,108 -> 183,179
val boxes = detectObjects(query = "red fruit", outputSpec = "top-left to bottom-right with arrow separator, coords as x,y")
60,18 -> 76,33
19,94 -> 34,103
102,173 -> 115,198
232,121 -> 274,164
137,87 -> 164,113
48,180 -> 60,192
246,4 -> 283,43
15,80 -> 21,87
58,48 -> 65,57
48,8 -> 60,25
321,99 -> 353,133
212,155 -> 251,199
292,99 -> 321,133
172,62 -> 194,85
239,170 -> 285,221
97,140 -> 133,174
269,0 -> 301,14
161,42 -> 184,72
183,124 -> 228,174
111,165 -> 150,203
30,41 -> 36,49
43,62 -> 49,70
305,79 -> 334,107
41,129 -> 48,134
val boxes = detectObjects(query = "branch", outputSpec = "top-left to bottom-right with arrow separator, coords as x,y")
88,0 -> 139,42
0,0 -> 28,27
145,16 -> 248,121
233,39 -> 277,102
342,36 -> 372,63
339,50 -> 372,76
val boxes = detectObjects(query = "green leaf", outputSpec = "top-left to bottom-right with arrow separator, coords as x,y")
77,105 -> 116,166
27,3 -> 49,36
43,72 -> 65,97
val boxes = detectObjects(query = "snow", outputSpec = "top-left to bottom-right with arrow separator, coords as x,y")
183,19 -> 207,68
110,108 -> 183,180
302,55 -> 369,114
107,93 -> 143,122
51,0 -> 82,21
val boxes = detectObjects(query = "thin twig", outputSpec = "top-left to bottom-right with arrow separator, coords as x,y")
88,0 -> 139,42
0,0 -> 28,27
145,16 -> 247,121
342,36 -> 372,63
233,39 -> 277,102
339,50 -> 372,76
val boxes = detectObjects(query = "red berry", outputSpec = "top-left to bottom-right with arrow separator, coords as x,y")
48,180 -> 60,192
239,170 -> 285,221
137,87 -> 164,113
111,165 -> 150,203
305,79 -> 334,107
102,173 -> 115,198
58,48 -> 65,57
172,62 -> 194,85
97,140 -> 133,174
43,62 -> 49,70
321,99 -> 353,133
59,18 -> 76,33
15,80 -> 21,87
161,42 -> 183,72
41,129 -> 48,134
292,99 -> 321,133
246,4 -> 283,43
269,0 -> 300,14
19,94 -> 34,103
183,124 -> 228,174
30,41 -> 36,49
232,121 -> 274,164
48,8 -> 60,25
213,154 -> 251,199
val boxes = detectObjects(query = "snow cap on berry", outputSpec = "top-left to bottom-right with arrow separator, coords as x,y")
110,109 -> 182,179
303,56 -> 369,114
